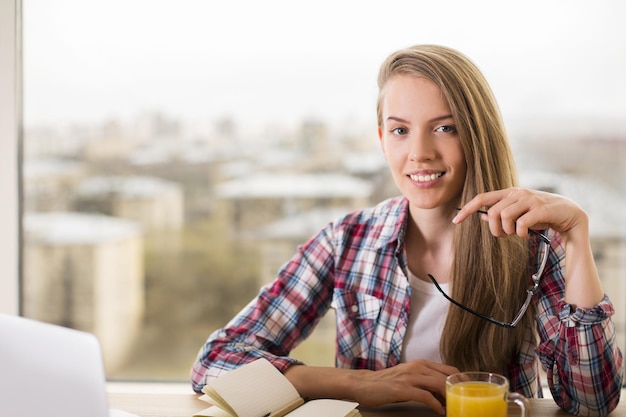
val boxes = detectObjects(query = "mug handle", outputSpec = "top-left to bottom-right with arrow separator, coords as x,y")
506,392 -> 530,417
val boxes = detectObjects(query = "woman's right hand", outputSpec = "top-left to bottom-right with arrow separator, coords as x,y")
348,360 -> 459,414
285,360 -> 459,415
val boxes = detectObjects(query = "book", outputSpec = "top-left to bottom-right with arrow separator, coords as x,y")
193,358 -> 360,417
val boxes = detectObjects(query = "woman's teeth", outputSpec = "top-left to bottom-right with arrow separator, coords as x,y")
410,173 -> 443,182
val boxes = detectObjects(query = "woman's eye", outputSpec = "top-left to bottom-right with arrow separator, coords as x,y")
391,127 -> 408,135
436,125 -> 456,133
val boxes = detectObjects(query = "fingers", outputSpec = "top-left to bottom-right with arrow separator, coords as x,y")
357,361 -> 458,414
453,188 -> 556,238
401,362 -> 457,414
409,389 -> 446,415
394,361 -> 458,412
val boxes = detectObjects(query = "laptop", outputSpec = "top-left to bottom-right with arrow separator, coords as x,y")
0,313 -> 136,417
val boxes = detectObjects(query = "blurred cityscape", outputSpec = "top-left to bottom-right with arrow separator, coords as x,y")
21,112 -> 626,380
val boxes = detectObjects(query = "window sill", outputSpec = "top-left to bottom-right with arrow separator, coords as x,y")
107,381 -> 192,394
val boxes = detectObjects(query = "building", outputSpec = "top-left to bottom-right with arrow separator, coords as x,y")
22,212 -> 144,373
23,158 -> 85,212
74,175 -> 184,231
215,173 -> 373,233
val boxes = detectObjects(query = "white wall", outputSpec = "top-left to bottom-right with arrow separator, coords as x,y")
0,0 -> 20,314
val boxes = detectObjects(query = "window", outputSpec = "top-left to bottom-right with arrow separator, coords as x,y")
7,0 -> 626,382
0,0 -> 20,316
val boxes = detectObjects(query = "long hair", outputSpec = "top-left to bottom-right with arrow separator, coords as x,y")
377,45 -> 533,373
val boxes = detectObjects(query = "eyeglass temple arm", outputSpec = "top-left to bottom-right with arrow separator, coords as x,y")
427,274 -> 514,329
511,240 -> 551,326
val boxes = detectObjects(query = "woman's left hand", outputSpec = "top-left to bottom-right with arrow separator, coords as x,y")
454,187 -> 603,309
452,187 -> 587,241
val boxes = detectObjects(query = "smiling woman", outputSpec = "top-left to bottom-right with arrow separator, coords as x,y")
7,0 -> 626,388
189,43 -> 623,417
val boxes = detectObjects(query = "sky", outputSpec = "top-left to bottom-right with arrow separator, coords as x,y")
23,0 -> 626,135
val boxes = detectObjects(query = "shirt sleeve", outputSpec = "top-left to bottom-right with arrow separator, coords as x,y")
535,232 -> 624,417
190,225 -> 337,393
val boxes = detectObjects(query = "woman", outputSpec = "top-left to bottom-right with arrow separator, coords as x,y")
191,44 -> 623,416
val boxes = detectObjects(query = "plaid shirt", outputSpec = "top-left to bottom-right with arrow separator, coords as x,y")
191,196 -> 623,416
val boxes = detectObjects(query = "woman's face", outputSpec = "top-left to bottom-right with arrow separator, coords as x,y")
378,75 -> 467,211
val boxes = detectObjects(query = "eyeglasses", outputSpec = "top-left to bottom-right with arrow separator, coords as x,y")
427,209 -> 551,329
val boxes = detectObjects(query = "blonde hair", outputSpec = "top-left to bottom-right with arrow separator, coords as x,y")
377,45 -> 533,373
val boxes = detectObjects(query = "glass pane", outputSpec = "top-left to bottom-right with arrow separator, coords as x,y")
21,0 -> 626,382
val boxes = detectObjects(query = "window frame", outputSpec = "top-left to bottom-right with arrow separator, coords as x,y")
0,0 -> 21,315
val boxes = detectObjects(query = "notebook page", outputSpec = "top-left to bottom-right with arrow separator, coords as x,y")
207,358 -> 302,417
285,399 -> 360,417
193,404 -> 235,417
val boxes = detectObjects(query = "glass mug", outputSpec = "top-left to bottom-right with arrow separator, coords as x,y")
446,372 -> 529,417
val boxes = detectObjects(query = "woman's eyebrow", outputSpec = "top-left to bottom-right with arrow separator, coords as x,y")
385,114 -> 454,124
429,114 -> 454,123
385,116 -> 409,124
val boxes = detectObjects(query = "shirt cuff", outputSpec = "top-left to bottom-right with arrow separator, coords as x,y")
558,295 -> 615,326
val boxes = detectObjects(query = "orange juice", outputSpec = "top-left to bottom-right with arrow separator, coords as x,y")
446,381 -> 507,417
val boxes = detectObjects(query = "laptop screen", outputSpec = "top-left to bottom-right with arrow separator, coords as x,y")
0,314 -> 110,417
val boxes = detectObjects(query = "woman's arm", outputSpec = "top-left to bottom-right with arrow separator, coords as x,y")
558,211 -> 604,308
190,226 -> 338,390
456,188 -> 624,416
284,360 -> 458,415
535,237 -> 623,417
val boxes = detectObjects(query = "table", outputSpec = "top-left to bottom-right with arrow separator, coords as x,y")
108,392 -> 626,417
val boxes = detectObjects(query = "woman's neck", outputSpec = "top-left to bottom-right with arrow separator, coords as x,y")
405,205 -> 457,282
407,204 -> 456,246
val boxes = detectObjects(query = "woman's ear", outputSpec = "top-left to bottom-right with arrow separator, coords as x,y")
377,127 -> 387,159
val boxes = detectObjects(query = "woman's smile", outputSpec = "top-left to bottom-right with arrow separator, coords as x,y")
408,171 -> 445,184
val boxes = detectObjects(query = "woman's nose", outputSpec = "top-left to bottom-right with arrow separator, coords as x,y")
408,133 -> 435,162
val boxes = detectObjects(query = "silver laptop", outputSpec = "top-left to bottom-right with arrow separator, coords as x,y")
0,313 -> 112,417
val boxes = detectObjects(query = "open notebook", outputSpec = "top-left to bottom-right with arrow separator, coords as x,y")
195,358 -> 360,417
0,313 -> 137,417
